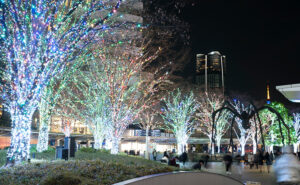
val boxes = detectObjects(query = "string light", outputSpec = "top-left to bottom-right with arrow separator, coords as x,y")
37,52 -> 90,152
0,0 -> 122,164
160,89 -> 197,155
196,91 -> 230,154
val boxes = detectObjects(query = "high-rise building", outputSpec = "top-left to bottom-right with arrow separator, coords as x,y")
195,51 -> 226,93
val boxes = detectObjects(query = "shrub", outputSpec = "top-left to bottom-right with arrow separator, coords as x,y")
41,172 -> 94,185
42,146 -> 55,153
78,147 -> 97,153
42,173 -> 82,185
0,152 -> 175,185
30,145 -> 37,153
0,150 -> 7,166
34,150 -> 56,160
98,148 -> 110,154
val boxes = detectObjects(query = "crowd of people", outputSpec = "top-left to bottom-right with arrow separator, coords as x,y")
157,149 -> 188,168
151,147 -> 300,175
222,150 -> 275,174
222,149 -> 300,174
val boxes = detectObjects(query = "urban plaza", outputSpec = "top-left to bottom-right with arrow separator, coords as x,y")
0,0 -> 299,185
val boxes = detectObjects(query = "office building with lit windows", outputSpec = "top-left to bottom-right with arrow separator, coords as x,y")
195,51 -> 226,93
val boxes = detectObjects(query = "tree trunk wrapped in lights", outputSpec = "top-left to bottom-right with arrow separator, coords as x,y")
7,110 -> 33,163
0,0 -> 123,164
229,100 -> 253,156
36,97 -> 51,152
196,90 -> 230,154
248,109 -> 274,154
61,76 -> 113,150
62,32 -> 169,154
160,89 -> 197,155
139,107 -> 161,159
36,52 -> 86,152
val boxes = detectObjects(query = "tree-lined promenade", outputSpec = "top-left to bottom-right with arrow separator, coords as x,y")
0,1 -> 299,185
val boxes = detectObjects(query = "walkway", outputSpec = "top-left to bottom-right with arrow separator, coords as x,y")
180,162 -> 277,185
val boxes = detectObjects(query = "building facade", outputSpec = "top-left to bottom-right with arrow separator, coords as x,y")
195,51 -> 226,93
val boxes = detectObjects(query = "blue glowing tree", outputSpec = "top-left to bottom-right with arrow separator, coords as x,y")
0,0 -> 122,164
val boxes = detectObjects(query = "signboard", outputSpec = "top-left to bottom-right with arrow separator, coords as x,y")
134,129 -> 161,137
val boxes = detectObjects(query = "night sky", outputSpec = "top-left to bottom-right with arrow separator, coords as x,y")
181,1 -> 300,109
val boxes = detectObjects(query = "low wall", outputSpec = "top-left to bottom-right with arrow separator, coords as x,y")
114,171 -> 244,185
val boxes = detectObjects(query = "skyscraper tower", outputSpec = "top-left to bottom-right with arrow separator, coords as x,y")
195,51 -> 226,93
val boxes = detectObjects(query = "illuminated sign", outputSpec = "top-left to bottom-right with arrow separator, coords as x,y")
0,105 -> 3,118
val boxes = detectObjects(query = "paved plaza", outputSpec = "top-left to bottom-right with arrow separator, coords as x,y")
180,162 -> 277,185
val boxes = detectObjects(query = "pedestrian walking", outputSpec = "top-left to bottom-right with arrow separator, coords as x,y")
248,153 -> 254,169
264,152 -> 273,173
258,150 -> 264,173
180,150 -> 188,166
152,149 -> 157,161
223,153 -> 233,174
254,152 -> 259,170
203,154 -> 209,168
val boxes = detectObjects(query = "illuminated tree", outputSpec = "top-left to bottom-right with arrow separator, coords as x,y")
196,90 -> 230,154
161,89 -> 197,155
63,32 -> 169,153
0,0 -> 122,163
55,93 -> 77,138
229,99 -> 253,156
60,117 -> 73,137
258,108 -> 277,153
62,66 -> 112,150
37,57 -> 83,152
102,41 -> 170,154
138,105 -> 161,159
265,102 -> 297,147
215,114 -> 231,154
248,118 -> 271,154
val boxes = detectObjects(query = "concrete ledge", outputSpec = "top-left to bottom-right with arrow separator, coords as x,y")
113,171 -> 244,185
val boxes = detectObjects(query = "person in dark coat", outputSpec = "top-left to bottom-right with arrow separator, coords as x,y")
180,151 -> 188,166
258,150 -> 264,173
223,153 -> 233,174
203,154 -> 209,168
254,153 -> 259,170
193,160 -> 204,170
168,156 -> 179,167
264,152 -> 273,173
163,150 -> 169,158
152,149 -> 157,161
